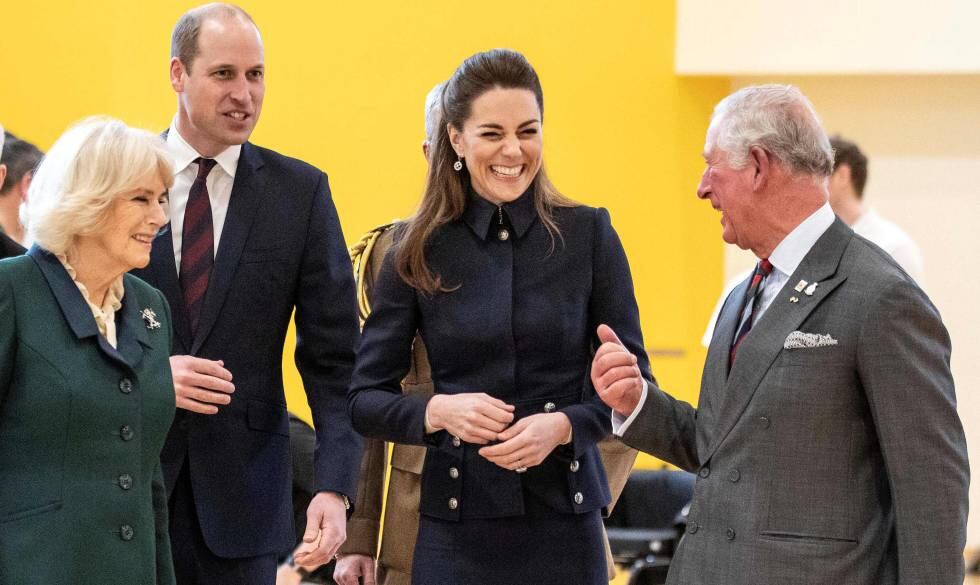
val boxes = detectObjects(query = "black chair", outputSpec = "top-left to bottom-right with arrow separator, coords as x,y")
604,469 -> 695,585
626,559 -> 671,585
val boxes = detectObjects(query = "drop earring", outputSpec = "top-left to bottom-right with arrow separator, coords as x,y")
453,155 -> 464,172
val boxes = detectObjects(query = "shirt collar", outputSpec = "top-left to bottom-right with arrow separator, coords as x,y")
462,186 -> 537,240
167,117 -> 242,179
768,202 -> 835,277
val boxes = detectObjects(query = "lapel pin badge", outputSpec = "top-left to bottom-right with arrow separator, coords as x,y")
794,280 -> 808,292
804,282 -> 819,296
790,296 -> 799,303
141,308 -> 161,330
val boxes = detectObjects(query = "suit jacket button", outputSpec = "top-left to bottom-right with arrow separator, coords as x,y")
687,522 -> 699,534
728,469 -> 740,483
573,492 -> 584,505
449,467 -> 460,479
544,401 -> 556,413
119,425 -> 134,441
120,525 -> 134,541
726,528 -> 736,540
118,474 -> 134,490
118,378 -> 133,394
698,466 -> 710,478
451,436 -> 461,448
569,460 -> 580,473
448,497 -> 459,510
759,416 -> 771,429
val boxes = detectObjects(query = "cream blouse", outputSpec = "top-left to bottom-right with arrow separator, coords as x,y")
56,255 -> 125,348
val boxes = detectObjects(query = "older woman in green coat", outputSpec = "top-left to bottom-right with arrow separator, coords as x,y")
0,117 -> 176,584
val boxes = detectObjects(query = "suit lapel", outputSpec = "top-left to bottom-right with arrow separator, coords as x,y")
703,219 -> 854,462
711,278 -> 749,387
142,227 -> 192,352
697,276 -> 750,457
191,142 -> 266,354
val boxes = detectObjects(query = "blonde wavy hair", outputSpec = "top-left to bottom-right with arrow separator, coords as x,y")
24,116 -> 174,255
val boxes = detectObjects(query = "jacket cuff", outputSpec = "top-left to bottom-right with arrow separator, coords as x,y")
338,516 -> 380,556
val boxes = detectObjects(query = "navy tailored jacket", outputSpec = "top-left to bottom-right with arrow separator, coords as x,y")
132,142 -> 361,558
348,191 -> 654,521
0,249 -> 176,584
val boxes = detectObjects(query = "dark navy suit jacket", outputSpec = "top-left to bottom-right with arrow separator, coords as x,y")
133,142 -> 361,558
348,191 -> 654,522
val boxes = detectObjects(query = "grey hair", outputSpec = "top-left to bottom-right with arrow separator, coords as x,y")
171,3 -> 258,73
709,84 -> 833,177
423,81 -> 446,142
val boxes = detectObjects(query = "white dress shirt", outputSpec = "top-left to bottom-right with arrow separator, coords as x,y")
166,120 -> 241,268
852,207 -> 924,284
614,203 -> 836,436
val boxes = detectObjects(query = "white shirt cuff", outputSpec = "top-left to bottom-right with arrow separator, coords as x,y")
611,380 -> 649,437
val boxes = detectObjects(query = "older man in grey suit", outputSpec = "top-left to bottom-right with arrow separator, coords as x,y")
592,85 -> 969,585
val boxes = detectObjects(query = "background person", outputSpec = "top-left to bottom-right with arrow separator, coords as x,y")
0,132 -> 44,247
828,134 -> 924,281
348,48 -> 654,585
0,124 -> 22,259
332,81 -> 444,585
0,116 -> 176,584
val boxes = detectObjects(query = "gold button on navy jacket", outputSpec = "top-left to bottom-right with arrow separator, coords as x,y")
348,191 -> 653,521
0,249 -> 176,584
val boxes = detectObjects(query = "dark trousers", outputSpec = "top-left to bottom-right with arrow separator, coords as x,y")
169,461 -> 278,585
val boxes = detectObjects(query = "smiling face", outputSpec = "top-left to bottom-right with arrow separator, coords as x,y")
171,15 -> 264,157
697,123 -> 760,251
76,174 -> 170,276
449,87 -> 543,205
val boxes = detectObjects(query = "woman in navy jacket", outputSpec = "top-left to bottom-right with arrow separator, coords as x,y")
348,49 -> 654,585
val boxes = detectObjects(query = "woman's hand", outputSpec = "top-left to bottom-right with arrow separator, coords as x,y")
425,393 -> 515,444
478,413 -> 572,471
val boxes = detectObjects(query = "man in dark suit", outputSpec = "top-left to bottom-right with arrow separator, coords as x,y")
131,4 -> 361,583
592,85 -> 969,585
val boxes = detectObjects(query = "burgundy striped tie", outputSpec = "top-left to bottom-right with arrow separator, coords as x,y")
180,158 -> 217,335
729,258 -> 773,367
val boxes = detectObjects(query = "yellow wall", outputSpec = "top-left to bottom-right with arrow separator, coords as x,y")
1,1 -> 728,468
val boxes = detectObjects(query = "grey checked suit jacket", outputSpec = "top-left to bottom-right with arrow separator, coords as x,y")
623,219 -> 969,585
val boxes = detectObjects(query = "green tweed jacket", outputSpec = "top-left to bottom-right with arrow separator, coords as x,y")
0,248 -> 176,585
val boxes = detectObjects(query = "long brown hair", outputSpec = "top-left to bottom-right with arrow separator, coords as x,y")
396,48 -> 577,295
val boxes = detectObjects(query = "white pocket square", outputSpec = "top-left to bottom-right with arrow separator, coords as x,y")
783,331 -> 838,350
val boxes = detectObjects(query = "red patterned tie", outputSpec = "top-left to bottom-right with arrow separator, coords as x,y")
730,258 -> 774,366
180,158 -> 217,335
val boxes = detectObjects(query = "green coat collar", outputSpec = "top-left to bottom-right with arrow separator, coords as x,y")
28,246 -> 152,371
